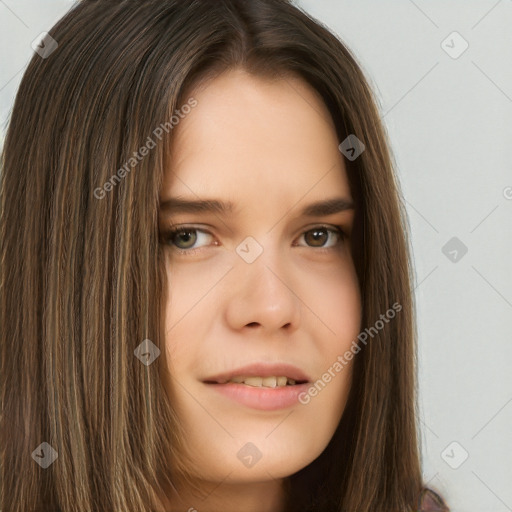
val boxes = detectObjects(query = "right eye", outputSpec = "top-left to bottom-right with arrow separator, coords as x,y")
161,225 -> 216,255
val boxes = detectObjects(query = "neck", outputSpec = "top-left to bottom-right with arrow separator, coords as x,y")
156,476 -> 287,512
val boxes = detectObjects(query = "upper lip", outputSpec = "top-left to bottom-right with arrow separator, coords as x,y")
203,362 -> 311,384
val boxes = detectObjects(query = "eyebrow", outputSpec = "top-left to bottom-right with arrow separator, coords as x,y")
159,196 -> 354,217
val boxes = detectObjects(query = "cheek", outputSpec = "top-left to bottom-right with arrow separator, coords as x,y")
159,264 -> 206,400
303,260 -> 361,405
160,260 -> 229,361
310,257 -> 362,346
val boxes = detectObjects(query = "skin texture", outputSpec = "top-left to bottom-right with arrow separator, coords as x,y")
157,68 -> 362,512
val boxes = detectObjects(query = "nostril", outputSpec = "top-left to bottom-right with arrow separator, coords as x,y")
246,322 -> 259,327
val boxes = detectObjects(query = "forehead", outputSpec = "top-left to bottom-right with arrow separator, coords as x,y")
162,69 -> 351,203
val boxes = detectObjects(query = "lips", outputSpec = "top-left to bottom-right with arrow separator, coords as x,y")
203,363 -> 311,386
203,363 -> 311,411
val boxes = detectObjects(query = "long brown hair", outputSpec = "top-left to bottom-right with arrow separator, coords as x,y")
0,0 -> 449,510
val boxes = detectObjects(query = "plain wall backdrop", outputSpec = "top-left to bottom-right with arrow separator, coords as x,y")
1,1 -> 511,511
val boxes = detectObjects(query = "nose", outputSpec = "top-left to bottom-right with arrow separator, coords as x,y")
224,244 -> 302,334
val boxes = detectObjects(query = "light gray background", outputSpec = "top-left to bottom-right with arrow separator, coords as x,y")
1,1 -> 511,511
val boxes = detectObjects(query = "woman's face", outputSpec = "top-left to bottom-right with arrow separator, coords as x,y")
159,69 -> 362,485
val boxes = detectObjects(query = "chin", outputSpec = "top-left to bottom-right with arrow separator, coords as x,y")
183,422 -> 335,484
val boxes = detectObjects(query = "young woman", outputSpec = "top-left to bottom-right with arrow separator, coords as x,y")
0,1 -> 450,511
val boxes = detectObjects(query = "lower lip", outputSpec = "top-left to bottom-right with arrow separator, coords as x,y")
205,382 -> 310,411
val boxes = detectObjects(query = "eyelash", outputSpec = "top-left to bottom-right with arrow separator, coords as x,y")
160,224 -> 346,256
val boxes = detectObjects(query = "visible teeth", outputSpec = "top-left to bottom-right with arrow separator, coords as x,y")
243,377 -> 263,387
262,376 -> 277,388
227,376 -> 298,387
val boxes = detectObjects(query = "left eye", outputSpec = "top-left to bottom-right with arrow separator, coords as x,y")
295,226 -> 344,249
161,225 -> 345,253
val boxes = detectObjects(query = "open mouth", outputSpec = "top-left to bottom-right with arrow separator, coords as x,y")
204,376 -> 308,387
202,364 -> 311,410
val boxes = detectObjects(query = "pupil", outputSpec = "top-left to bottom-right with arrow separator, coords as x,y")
176,229 -> 196,248
306,228 -> 327,247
